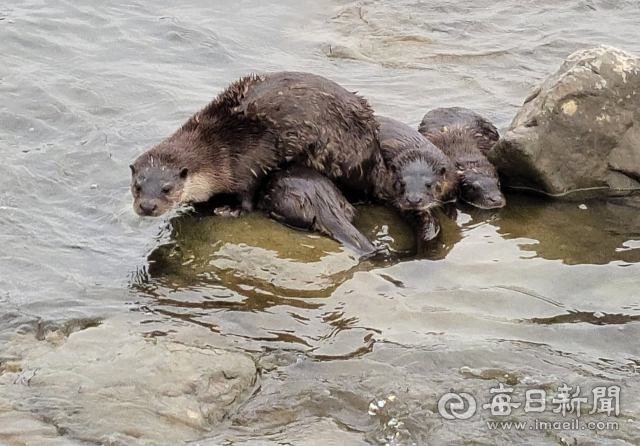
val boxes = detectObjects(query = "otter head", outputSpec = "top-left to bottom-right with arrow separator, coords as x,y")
459,169 -> 506,209
394,159 -> 450,211
130,157 -> 189,217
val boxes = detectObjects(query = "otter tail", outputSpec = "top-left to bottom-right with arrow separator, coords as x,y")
314,209 -> 377,258
260,166 -> 377,258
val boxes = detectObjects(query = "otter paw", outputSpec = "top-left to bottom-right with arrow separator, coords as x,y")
214,206 -> 243,218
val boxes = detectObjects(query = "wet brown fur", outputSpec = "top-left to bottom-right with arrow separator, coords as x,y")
418,108 -> 505,209
131,72 -> 388,216
375,116 -> 458,244
424,128 -> 498,176
258,166 -> 376,256
418,106 -> 499,156
376,116 -> 458,211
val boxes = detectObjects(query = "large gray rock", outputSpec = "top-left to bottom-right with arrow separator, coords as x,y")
0,316 -> 258,446
490,45 -> 640,198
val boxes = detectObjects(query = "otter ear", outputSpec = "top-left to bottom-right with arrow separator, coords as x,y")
129,165 -> 136,175
179,168 -> 189,179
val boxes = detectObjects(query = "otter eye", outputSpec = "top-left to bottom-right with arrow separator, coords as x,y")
425,182 -> 432,189
179,168 -> 189,179
133,183 -> 142,193
439,166 -> 446,176
162,185 -> 172,194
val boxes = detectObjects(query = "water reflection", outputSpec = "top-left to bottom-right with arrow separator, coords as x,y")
128,203 -> 466,359
141,212 -> 366,297
495,194 -> 640,265
135,201 -> 465,298
131,193 -> 640,339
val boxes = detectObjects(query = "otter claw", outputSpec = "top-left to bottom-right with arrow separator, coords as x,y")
214,206 -> 243,218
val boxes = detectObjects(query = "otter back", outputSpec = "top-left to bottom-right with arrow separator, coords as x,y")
237,72 -> 385,201
418,106 -> 499,155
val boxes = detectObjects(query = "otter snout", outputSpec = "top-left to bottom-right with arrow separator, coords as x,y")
463,188 -> 506,210
405,194 -> 425,207
486,193 -> 506,209
135,199 -> 163,217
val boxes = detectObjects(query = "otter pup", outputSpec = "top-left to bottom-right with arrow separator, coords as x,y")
418,107 -> 500,155
418,107 -> 505,210
376,116 -> 458,243
258,166 -> 376,257
130,72 -> 386,217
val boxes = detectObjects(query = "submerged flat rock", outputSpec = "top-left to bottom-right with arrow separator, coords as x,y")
0,316 -> 257,446
490,45 -> 640,199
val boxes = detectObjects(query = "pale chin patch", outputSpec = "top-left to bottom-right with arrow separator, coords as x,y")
418,201 -> 441,212
406,200 -> 442,212
403,201 -> 439,212
467,200 -> 506,210
181,171 -> 224,203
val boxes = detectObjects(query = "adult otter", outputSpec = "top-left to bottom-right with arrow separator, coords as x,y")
130,72 -> 386,217
418,107 -> 505,209
376,116 -> 458,243
258,166 -> 376,257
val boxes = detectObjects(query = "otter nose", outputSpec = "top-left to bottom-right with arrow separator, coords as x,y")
139,202 -> 158,215
489,194 -> 505,206
406,195 -> 423,206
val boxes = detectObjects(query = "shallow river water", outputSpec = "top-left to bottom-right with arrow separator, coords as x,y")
2,0 -> 640,445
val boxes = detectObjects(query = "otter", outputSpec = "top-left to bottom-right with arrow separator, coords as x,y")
130,72 -> 386,217
376,116 -> 458,243
418,107 -> 505,210
258,166 -> 376,257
